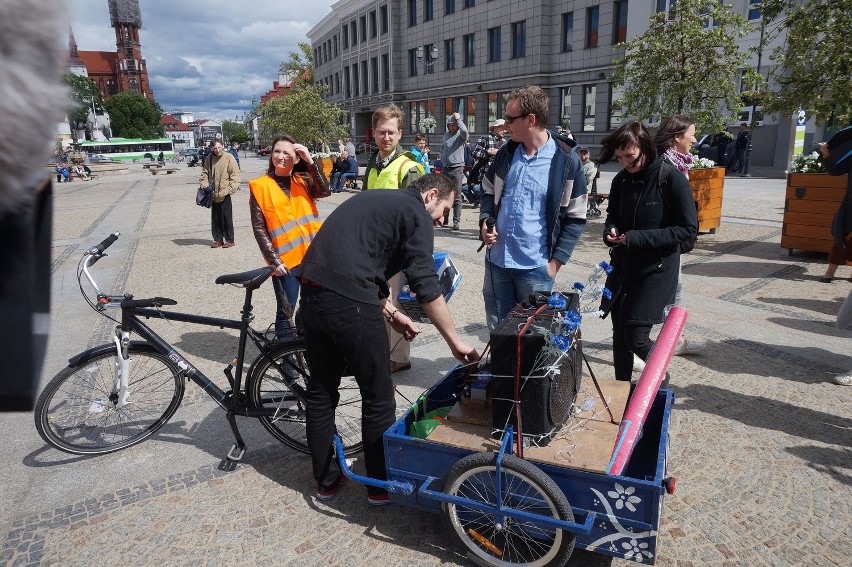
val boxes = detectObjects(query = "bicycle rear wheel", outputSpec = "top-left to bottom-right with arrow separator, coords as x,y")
35,344 -> 184,455
248,340 -> 363,455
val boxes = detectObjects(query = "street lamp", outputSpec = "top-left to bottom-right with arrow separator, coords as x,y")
416,45 -> 439,145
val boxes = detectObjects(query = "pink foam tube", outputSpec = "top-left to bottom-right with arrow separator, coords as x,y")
607,306 -> 687,476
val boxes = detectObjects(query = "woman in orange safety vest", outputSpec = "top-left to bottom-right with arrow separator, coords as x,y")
249,135 -> 330,337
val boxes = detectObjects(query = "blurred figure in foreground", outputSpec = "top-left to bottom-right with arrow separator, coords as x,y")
0,1 -> 68,410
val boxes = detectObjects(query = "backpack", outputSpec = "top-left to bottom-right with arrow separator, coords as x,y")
658,162 -> 698,254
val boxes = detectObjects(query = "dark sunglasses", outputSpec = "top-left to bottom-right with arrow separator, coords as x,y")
504,112 -> 531,124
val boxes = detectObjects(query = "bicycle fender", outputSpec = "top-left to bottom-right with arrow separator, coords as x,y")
67,341 -> 155,367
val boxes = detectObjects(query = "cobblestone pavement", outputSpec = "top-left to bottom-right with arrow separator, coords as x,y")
1,160 -> 849,566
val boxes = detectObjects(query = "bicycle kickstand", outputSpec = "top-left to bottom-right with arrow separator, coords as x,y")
223,411 -> 247,467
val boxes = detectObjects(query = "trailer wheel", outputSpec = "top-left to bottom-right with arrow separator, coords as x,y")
441,452 -> 575,567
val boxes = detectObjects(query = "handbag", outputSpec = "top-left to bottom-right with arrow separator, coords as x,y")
196,185 -> 213,208
196,160 -> 214,208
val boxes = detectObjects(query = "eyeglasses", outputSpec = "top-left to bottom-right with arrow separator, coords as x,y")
504,112 -> 531,124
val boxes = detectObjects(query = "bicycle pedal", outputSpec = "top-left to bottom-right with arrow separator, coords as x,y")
226,443 -> 246,462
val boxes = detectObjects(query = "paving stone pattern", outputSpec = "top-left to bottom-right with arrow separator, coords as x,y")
1,162 -> 849,566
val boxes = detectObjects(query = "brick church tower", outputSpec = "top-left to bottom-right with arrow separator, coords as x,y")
108,0 -> 153,99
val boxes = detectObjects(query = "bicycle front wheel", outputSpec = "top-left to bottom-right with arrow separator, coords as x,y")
248,340 -> 363,455
35,344 -> 184,455
442,452 -> 576,567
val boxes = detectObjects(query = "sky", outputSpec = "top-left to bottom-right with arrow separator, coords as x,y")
68,0 -> 336,122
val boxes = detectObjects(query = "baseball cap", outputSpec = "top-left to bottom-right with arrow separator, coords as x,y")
447,115 -> 458,125
490,118 -> 505,128
576,145 -> 589,153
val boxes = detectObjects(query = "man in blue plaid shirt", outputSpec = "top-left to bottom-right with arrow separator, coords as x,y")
464,119 -> 506,206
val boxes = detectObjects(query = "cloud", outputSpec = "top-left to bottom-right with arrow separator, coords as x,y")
68,0 -> 335,122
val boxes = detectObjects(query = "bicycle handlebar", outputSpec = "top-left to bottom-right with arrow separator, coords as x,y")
87,232 -> 120,256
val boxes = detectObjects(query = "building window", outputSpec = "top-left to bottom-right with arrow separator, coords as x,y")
559,87 -> 571,130
613,1 -> 628,43
488,27 -> 501,63
445,0 -> 455,16
424,43 -> 436,74
342,25 -> 349,49
561,12 -> 573,52
488,92 -> 498,124
370,11 -> 377,37
382,54 -> 390,90
609,84 -> 624,130
334,36 -> 339,57
360,16 -> 367,39
425,0 -> 433,21
351,21 -> 357,44
353,64 -> 360,96
409,48 -> 419,77
511,20 -> 526,58
748,0 -> 761,20
409,0 -> 417,26
344,67 -> 351,97
380,5 -> 388,34
464,0 -> 475,8
656,0 -> 677,20
335,73 -> 340,96
371,57 -> 379,93
463,33 -> 475,67
586,6 -> 599,48
444,38 -> 455,70
582,84 -> 597,132
361,60 -> 368,95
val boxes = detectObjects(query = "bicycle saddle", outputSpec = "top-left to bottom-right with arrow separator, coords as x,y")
215,267 -> 273,290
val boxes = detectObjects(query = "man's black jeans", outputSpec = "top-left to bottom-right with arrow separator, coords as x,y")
300,285 -> 396,495
211,193 -> 234,243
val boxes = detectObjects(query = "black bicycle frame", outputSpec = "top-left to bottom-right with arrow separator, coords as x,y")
117,288 -> 303,419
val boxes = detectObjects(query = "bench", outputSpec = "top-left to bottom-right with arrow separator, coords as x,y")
149,167 -> 178,175
142,162 -> 159,169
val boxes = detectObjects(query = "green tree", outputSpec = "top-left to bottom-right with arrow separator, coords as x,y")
279,42 -> 314,86
259,83 -> 347,148
63,73 -> 103,140
103,91 -> 164,138
610,0 -> 760,133
222,119 -> 250,144
764,0 -> 852,125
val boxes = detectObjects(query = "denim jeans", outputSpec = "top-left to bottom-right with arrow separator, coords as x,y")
483,260 -> 555,331
300,286 -> 395,495
330,171 -> 357,192
272,273 -> 300,337
441,166 -> 464,224
462,183 -> 482,205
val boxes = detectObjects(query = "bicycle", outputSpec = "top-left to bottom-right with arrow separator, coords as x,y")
34,233 -> 363,463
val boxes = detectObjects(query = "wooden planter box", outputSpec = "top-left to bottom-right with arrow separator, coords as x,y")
781,173 -> 847,255
688,166 -> 725,233
318,157 -> 334,180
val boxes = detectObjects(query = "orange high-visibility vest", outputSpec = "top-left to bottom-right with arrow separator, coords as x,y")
249,173 -> 322,269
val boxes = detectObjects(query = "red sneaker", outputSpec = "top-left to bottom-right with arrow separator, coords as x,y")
316,474 -> 346,501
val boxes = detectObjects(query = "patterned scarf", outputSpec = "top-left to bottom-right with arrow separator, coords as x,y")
663,148 -> 693,177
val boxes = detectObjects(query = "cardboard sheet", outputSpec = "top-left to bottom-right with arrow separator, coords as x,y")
428,379 -> 631,474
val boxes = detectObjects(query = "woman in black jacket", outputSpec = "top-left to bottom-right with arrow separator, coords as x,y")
599,122 -> 698,383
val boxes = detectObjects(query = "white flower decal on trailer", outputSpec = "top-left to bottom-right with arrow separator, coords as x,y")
608,483 -> 642,512
587,486 -> 656,563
